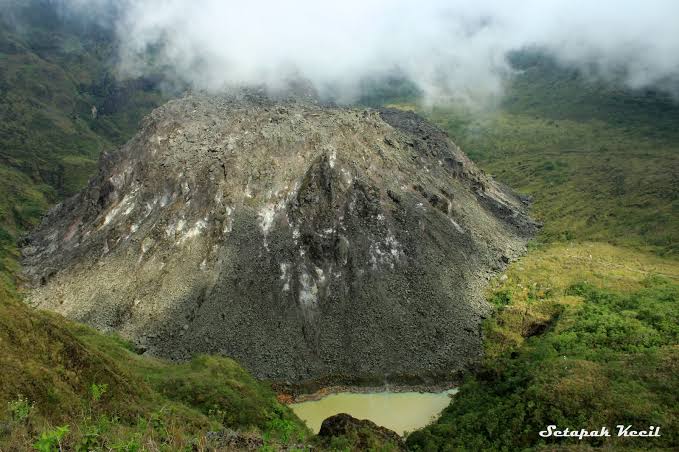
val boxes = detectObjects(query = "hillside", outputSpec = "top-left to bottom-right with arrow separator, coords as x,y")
21,93 -> 535,385
1,286 -> 311,450
421,53 -> 679,256
0,0 -> 164,292
407,244 -> 679,450
395,54 -> 679,450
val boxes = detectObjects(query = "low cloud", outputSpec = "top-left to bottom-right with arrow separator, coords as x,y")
19,1 -> 679,102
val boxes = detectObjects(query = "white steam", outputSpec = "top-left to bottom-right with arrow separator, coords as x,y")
85,1 -> 679,101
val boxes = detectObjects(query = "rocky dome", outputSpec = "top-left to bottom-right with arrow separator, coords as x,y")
22,92 -> 537,384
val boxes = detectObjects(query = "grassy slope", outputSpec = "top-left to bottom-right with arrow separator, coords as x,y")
407,245 -> 679,451
1,285 -> 309,450
402,55 -> 679,450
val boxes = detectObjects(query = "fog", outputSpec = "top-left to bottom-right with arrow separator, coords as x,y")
26,1 -> 679,102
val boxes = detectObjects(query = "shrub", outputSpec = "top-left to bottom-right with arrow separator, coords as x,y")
90,383 -> 109,403
33,425 -> 69,452
7,395 -> 32,424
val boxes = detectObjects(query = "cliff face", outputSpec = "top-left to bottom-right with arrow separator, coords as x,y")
22,92 -> 537,383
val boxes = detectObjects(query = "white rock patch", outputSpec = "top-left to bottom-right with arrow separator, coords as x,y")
369,231 -> 404,270
280,263 -> 291,292
181,218 -> 207,243
258,200 -> 285,249
299,270 -> 318,306
103,192 -> 136,226
223,206 -> 234,234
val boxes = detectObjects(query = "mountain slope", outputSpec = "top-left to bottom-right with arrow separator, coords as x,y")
418,53 -> 679,256
0,285 -> 309,450
21,93 -> 536,384
0,0 -> 164,297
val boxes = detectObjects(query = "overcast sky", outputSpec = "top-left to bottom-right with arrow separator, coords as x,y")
51,1 -> 679,103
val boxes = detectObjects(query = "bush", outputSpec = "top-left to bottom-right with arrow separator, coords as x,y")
7,395 -> 32,424
90,383 -> 108,403
407,277 -> 679,450
34,425 -> 69,452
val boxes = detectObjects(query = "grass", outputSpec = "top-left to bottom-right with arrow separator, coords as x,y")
0,291 -> 310,450
407,244 -> 679,451
482,242 -> 679,359
397,52 -> 679,451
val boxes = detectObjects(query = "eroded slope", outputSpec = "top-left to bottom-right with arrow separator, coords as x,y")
22,93 -> 536,383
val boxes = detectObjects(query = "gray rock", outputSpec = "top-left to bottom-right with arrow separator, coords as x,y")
22,92 -> 537,385
319,413 -> 405,450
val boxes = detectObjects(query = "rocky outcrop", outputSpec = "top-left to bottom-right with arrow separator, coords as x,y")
318,413 -> 405,451
22,92 -> 537,384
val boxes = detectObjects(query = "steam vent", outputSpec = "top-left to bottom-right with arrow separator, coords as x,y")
22,93 -> 537,383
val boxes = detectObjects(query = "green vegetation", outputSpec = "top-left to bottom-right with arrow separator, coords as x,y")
33,425 -> 69,452
0,292 -> 309,450
398,53 -> 679,450
7,395 -> 33,424
0,1 -> 166,297
320,428 -> 403,452
407,244 -> 679,451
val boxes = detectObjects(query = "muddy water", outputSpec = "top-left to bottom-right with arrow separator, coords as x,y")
290,388 -> 458,436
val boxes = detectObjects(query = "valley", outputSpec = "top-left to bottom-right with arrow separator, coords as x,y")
1,2 -> 678,451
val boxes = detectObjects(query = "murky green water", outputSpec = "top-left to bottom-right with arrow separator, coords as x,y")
290,388 -> 458,436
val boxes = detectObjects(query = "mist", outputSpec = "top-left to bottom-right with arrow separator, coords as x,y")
23,1 -> 679,103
